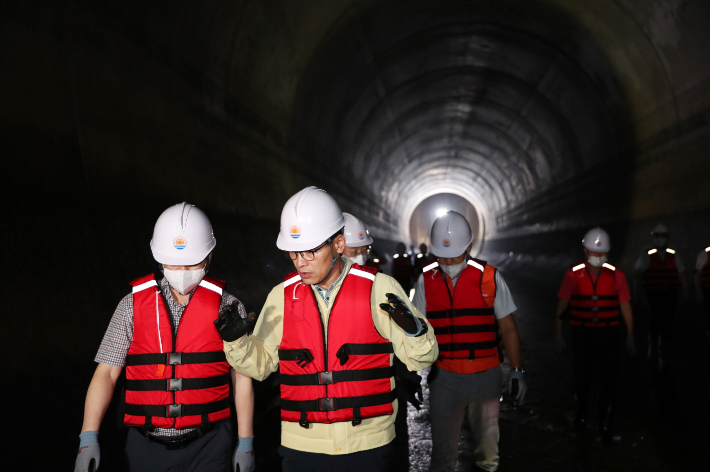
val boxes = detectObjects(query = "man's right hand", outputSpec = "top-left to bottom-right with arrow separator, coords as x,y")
75,432 -> 100,472
214,302 -> 258,342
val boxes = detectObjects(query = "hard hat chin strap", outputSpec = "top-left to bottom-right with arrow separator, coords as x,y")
315,239 -> 340,286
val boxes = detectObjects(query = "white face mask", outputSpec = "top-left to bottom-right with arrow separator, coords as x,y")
587,256 -> 607,268
349,254 -> 366,266
163,267 -> 205,295
440,260 -> 467,280
652,237 -> 667,248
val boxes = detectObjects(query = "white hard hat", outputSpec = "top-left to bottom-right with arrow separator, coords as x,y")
430,211 -> 474,258
276,187 -> 346,251
582,227 -> 610,252
150,202 -> 216,265
651,224 -> 669,235
343,212 -> 374,247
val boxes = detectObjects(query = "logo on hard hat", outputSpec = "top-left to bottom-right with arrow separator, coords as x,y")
595,238 -> 602,246
442,239 -> 451,247
290,226 -> 301,239
174,237 -> 187,250
358,232 -> 365,240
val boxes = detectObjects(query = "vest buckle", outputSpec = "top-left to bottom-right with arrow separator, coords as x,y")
168,378 -> 183,391
168,352 -> 182,365
320,397 -> 335,411
319,371 -> 334,385
168,404 -> 183,418
591,307 -> 599,312
591,295 -> 599,301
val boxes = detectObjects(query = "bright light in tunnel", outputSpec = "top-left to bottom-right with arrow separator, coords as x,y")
436,208 -> 448,217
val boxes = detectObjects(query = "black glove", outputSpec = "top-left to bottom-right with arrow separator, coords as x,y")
214,302 -> 258,342
395,360 -> 423,410
379,293 -> 423,335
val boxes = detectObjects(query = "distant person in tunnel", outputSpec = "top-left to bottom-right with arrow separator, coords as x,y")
215,187 -> 438,472
342,212 -> 373,267
413,243 -> 436,281
74,203 -> 255,472
392,242 -> 414,295
555,227 -> 635,446
695,245 -> 710,334
412,211 -> 526,472
634,224 -> 687,390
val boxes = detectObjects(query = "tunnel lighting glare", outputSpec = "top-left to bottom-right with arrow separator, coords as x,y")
436,208 -> 448,217
409,288 -> 415,301
393,254 -> 399,259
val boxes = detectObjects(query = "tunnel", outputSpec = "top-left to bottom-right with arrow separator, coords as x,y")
3,0 -> 710,470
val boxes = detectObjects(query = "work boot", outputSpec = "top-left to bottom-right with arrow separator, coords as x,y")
598,399 -> 619,447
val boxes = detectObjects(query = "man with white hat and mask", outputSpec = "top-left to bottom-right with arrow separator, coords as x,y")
342,212 -> 374,267
215,187 -> 438,472
74,203 -> 255,472
634,224 -> 687,387
555,227 -> 635,445
411,211 -> 525,472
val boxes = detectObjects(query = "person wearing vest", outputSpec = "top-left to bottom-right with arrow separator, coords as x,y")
413,243 -> 437,281
633,224 -> 687,389
411,211 -> 526,472
694,246 -> 710,335
215,187 -> 438,472
555,227 -> 635,446
392,242 -> 415,295
74,203 -> 255,472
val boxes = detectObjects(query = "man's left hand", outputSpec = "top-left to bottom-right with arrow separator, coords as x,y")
509,370 -> 527,407
379,293 -> 422,335
233,448 -> 255,472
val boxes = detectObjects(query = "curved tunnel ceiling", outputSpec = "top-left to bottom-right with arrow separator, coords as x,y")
289,0 -> 641,244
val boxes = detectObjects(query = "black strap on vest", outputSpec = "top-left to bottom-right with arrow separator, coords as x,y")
570,295 -> 619,301
281,389 -> 397,413
279,349 -> 314,367
280,366 -> 395,386
125,397 -> 230,418
125,351 -> 226,366
436,340 -> 499,355
569,305 -> 619,312
425,307 -> 495,319
335,343 -> 394,366
433,325 -> 497,336
125,374 -> 230,392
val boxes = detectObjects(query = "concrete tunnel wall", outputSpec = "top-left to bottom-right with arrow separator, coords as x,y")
3,0 -> 710,380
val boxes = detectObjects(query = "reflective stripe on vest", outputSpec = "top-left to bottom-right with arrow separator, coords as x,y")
278,264 -> 395,426
124,274 -> 230,430
643,249 -> 680,291
423,259 -> 498,360
568,264 -> 620,328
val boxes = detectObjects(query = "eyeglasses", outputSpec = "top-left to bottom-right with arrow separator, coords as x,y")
284,241 -> 330,261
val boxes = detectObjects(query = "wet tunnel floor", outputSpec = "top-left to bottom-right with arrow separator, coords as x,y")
8,271 -> 710,471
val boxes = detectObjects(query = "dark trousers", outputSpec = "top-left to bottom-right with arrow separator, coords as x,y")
279,442 -> 393,472
126,420 -> 232,472
571,326 -> 622,427
645,290 -> 678,378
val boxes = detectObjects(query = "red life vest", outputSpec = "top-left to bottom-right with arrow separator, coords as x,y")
568,263 -> 621,328
278,264 -> 396,427
124,274 -> 231,430
643,249 -> 680,291
701,248 -> 710,289
423,259 -> 498,360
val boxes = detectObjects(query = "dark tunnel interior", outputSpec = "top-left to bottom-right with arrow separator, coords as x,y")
3,0 -> 710,470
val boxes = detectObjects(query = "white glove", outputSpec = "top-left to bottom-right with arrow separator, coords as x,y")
509,370 -> 527,406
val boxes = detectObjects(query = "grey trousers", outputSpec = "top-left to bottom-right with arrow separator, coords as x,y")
428,365 -> 502,472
